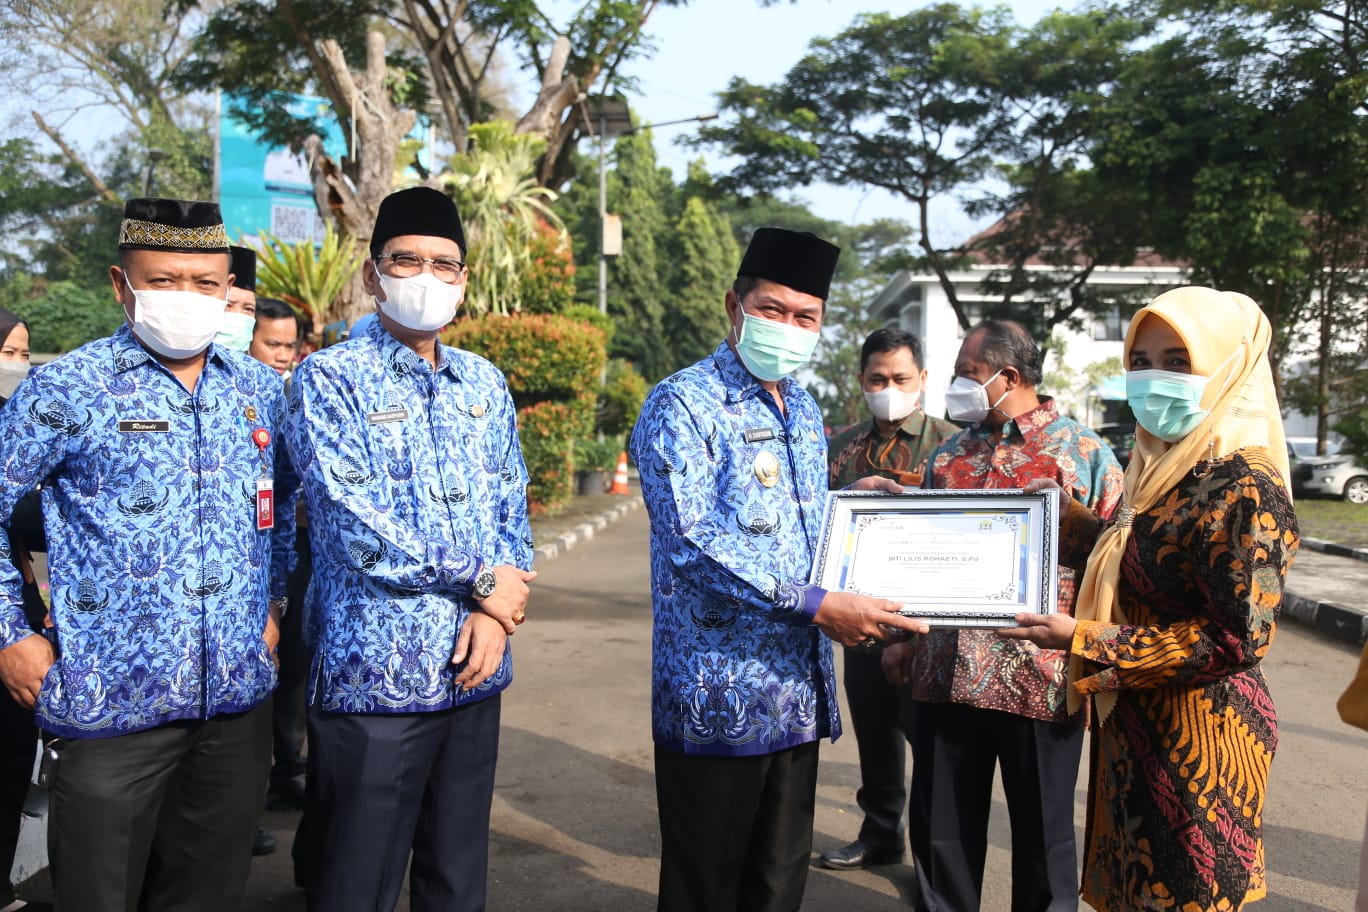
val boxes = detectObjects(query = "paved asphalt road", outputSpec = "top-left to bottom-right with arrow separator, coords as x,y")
17,503 -> 1359,909
228,504 -> 1368,910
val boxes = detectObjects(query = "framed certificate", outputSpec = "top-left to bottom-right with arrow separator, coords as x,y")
809,488 -> 1060,628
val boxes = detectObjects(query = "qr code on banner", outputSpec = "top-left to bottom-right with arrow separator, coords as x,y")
271,205 -> 315,244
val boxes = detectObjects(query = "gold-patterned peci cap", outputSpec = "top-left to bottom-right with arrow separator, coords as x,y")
119,198 -> 230,253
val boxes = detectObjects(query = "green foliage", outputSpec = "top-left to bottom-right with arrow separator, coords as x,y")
559,131 -> 743,380
10,281 -> 126,353
249,223 -> 367,332
443,312 -> 607,513
1336,410 -> 1368,466
175,0 -> 380,149
516,218 -> 578,314
665,197 -> 736,368
804,219 -> 919,429
515,400 -> 577,513
562,304 -> 614,348
572,435 -> 621,473
597,358 -> 649,438
446,312 -> 606,407
443,122 -> 566,315
600,131 -> 675,379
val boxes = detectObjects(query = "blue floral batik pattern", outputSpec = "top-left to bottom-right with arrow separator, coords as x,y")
0,326 -> 298,739
285,320 -> 532,715
630,342 -> 840,757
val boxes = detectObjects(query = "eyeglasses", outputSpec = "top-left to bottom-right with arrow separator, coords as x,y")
374,253 -> 466,284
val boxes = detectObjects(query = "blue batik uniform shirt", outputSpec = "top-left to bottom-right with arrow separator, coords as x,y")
630,342 -> 839,757
285,320 -> 532,714
0,326 -> 298,739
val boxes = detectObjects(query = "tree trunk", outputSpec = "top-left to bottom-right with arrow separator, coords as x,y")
307,32 -> 418,327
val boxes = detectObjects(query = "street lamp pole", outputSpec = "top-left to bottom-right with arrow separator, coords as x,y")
598,110 -> 609,315
585,100 -> 719,316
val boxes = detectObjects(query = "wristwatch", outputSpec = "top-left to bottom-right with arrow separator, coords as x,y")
269,596 -> 289,616
472,566 -> 497,600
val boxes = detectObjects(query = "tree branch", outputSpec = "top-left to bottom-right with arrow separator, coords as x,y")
31,111 -> 120,204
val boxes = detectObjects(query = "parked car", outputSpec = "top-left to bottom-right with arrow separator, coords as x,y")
1288,436 -> 1368,504
1096,423 -> 1135,467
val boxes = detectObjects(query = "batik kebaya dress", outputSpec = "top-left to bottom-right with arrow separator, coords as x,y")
1071,449 -> 1298,911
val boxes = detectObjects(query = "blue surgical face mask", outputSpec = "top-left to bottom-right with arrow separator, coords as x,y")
1126,370 -> 1212,442
732,310 -> 820,382
215,312 -> 256,352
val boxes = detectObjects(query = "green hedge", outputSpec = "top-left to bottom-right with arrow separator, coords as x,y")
445,313 -> 606,513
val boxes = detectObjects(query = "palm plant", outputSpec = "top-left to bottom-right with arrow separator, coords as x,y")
441,121 -> 567,316
248,221 -> 368,337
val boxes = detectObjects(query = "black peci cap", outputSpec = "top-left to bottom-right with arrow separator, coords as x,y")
370,187 -> 466,258
736,227 -> 840,300
118,198 -> 230,253
229,245 -> 256,291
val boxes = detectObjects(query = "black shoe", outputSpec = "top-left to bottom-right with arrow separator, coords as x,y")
267,774 -> 307,811
253,826 -> 279,856
818,840 -> 904,870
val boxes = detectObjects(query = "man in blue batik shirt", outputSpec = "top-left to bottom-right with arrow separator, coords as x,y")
0,197 -> 298,911
630,227 -> 930,912
286,186 -> 535,912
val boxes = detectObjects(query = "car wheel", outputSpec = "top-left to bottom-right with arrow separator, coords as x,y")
1344,476 -> 1368,505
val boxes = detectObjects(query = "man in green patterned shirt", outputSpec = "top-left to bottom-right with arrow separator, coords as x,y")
819,327 -> 957,870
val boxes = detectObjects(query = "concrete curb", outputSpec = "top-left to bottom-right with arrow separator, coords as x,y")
531,496 -> 643,565
1283,589 -> 1368,646
1300,537 -> 1368,563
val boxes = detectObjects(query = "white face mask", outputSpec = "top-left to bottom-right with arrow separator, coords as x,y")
376,273 -> 464,332
125,274 -> 228,359
944,370 -> 1006,424
863,385 -> 921,423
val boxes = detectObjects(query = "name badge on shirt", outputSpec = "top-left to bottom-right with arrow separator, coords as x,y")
367,408 -> 409,425
743,427 -> 776,443
118,420 -> 170,433
256,478 -> 275,530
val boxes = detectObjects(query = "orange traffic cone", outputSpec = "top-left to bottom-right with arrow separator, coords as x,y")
610,452 -> 631,495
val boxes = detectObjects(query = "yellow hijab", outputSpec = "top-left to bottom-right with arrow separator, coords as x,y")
1068,287 -> 1290,720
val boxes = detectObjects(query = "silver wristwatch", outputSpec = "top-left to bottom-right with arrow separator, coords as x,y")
472,566 -> 497,600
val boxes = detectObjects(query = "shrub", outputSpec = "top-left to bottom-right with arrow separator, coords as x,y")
445,312 -> 607,513
562,303 -> 614,349
517,401 -> 578,513
11,281 -> 125,353
574,435 -> 622,473
446,312 -> 606,405
597,359 -> 649,438
517,218 -> 577,314
250,222 -> 366,339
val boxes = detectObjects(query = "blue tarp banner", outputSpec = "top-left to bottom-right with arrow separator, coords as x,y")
217,92 -> 432,245
218,92 -> 342,245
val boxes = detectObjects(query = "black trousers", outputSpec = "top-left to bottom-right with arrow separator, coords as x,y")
303,695 -> 502,912
47,702 -> 271,912
909,701 -> 1083,912
271,526 -> 312,789
842,645 -> 916,850
0,686 -> 37,903
655,741 -> 819,912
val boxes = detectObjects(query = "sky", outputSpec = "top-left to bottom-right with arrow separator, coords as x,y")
561,0 -> 1065,240
5,0 -> 1063,242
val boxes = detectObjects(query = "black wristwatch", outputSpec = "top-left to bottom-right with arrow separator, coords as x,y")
472,566 -> 497,600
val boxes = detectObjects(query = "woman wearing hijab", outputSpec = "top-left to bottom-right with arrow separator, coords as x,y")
1001,286 -> 1299,911
0,307 -> 46,912
0,309 -> 30,401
